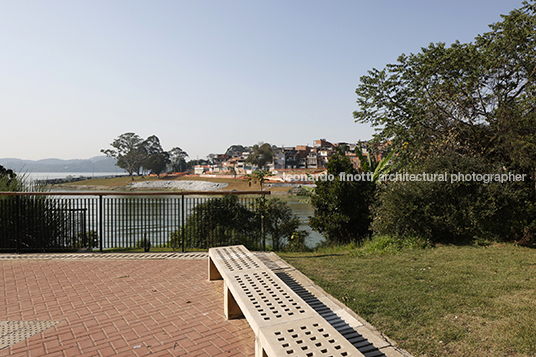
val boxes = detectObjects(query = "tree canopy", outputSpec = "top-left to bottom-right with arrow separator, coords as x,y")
353,1 -> 536,243
141,135 -> 169,176
0,165 -> 18,191
245,142 -> 274,170
309,151 -> 374,245
354,0 -> 536,173
168,147 -> 189,172
101,132 -> 145,179
102,133 -> 187,177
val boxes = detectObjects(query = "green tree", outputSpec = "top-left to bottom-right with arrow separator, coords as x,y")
174,195 -> 259,249
143,153 -> 167,177
169,147 -> 189,172
245,142 -> 274,170
141,135 -> 169,176
372,154 -> 528,244
186,159 -> 211,171
101,133 -> 145,180
0,165 -> 18,191
263,198 -> 302,251
353,1 -> 536,243
354,1 -> 536,171
245,170 -> 273,190
309,151 -> 374,245
480,1 -> 536,186
168,196 -> 306,251
206,153 -> 216,164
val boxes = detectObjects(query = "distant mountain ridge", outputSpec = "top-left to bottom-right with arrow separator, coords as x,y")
0,156 -> 123,173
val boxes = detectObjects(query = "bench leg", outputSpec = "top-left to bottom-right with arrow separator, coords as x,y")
224,282 -> 244,320
208,256 -> 222,281
255,336 -> 268,357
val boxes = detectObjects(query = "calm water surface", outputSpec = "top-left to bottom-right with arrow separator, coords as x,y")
27,172 -> 126,180
30,172 -> 325,248
282,196 -> 324,248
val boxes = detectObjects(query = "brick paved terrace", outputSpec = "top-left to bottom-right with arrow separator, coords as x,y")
0,254 -> 255,356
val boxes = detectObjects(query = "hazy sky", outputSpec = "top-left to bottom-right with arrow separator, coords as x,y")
0,0 -> 523,160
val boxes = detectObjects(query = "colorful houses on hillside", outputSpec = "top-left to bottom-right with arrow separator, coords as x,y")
194,139 -> 388,175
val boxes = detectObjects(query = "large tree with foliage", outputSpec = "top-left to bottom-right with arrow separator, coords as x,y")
354,1 -> 536,242
141,135 -> 169,176
309,151 -> 374,245
245,142 -> 274,170
168,147 -> 189,172
354,1 -> 536,172
262,198 -> 302,251
101,133 -> 145,179
143,154 -> 167,176
142,135 -> 167,158
173,195 -> 259,249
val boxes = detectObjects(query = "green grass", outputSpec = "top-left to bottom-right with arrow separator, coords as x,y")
278,243 -> 536,356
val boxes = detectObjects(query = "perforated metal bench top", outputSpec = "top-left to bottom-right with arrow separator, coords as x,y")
259,316 -> 365,357
209,246 -> 373,357
210,245 -> 266,273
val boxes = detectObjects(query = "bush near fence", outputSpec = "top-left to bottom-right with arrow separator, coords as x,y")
0,191 -> 284,253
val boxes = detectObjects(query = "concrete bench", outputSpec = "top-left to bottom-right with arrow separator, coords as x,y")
208,245 -> 367,357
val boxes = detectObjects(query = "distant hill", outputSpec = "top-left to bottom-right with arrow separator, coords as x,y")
0,156 -> 124,173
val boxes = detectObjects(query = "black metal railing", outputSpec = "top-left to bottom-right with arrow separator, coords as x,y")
0,191 -> 269,253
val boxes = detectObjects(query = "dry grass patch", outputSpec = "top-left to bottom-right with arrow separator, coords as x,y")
57,174 -> 291,193
59,175 -> 159,188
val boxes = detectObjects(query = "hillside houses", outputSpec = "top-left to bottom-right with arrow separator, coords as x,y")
194,139 -> 387,175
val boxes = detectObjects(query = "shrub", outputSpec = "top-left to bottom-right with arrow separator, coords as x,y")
351,235 -> 432,257
173,195 -> 259,249
72,230 -> 99,249
372,155 -> 531,244
285,230 -> 310,252
262,197 -> 303,250
0,168 -> 81,252
168,228 -> 182,250
136,236 -> 152,251
168,196 -> 307,251
309,151 -> 374,245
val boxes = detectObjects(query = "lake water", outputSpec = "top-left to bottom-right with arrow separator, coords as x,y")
26,172 -> 127,180
23,172 -> 325,248
282,196 -> 324,248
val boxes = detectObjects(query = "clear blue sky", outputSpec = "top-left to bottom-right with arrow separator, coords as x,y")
0,0 -> 523,160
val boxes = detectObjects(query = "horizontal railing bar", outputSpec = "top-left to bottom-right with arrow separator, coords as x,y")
0,191 -> 270,197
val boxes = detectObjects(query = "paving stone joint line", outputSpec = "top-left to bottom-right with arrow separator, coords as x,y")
0,252 -> 208,261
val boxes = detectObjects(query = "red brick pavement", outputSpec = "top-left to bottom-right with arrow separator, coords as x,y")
0,259 -> 255,356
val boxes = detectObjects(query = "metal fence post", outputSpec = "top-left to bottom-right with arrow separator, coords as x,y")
15,195 -> 20,254
99,195 -> 103,253
261,194 -> 266,251
181,194 -> 185,253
